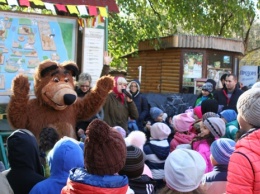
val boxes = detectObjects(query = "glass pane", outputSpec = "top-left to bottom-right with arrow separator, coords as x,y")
207,53 -> 232,89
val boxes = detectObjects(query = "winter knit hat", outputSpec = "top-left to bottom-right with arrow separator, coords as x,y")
201,99 -> 218,114
210,138 -> 235,165
164,149 -> 206,192
119,145 -> 144,179
202,82 -> 213,93
204,117 -> 226,138
237,88 -> 260,127
150,107 -> 163,120
85,119 -> 127,175
150,122 -> 171,140
220,109 -> 237,123
193,106 -> 202,119
206,79 -> 216,90
113,126 -> 126,138
172,113 -> 195,132
202,112 -> 219,121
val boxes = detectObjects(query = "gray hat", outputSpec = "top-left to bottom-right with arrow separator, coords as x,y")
202,82 -> 213,93
237,88 -> 260,127
204,117 -> 226,138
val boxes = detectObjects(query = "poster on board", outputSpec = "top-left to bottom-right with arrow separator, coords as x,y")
82,28 -> 104,86
239,66 -> 258,87
0,11 -> 77,100
81,15 -> 106,87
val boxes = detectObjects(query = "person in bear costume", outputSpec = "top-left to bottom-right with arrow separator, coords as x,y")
7,59 -> 114,139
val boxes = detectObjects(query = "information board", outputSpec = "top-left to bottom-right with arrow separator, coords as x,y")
0,11 -> 77,97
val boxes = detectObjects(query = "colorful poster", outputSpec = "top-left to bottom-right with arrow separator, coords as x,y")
0,11 -> 77,99
183,52 -> 203,79
239,66 -> 258,87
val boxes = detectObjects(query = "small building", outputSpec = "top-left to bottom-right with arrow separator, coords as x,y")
125,35 -> 244,94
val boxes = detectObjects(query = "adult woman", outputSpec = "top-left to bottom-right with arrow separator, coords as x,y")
103,76 -> 139,132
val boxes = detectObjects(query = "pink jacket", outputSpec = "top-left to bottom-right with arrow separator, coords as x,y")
170,132 -> 196,152
192,139 -> 213,173
226,128 -> 260,194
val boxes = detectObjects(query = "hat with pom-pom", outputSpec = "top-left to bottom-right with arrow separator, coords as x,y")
85,119 -> 126,175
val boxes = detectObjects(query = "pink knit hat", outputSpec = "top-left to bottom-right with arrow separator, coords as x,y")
193,106 -> 202,119
150,123 -> 171,140
172,113 -> 195,132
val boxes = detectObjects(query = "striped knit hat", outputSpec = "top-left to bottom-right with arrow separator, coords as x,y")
119,145 -> 144,179
210,138 -> 235,165
204,117 -> 225,138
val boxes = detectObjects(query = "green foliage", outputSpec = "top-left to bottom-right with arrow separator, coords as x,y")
108,0 -> 258,68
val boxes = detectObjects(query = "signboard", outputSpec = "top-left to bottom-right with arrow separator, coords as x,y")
239,66 -> 258,87
82,28 -> 104,86
0,11 -> 77,98
81,15 -> 107,87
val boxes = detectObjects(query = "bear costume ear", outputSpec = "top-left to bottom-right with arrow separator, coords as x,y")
39,60 -> 58,78
63,62 -> 79,77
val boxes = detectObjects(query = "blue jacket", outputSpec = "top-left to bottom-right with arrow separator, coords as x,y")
29,137 -> 84,194
61,168 -> 128,194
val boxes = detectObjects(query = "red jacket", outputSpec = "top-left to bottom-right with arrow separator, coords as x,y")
226,128 -> 260,194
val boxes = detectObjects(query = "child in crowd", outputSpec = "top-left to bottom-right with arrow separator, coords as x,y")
226,88 -> 260,193
61,119 -> 128,194
125,130 -> 153,179
170,113 -> 196,152
201,99 -> 219,115
38,127 -> 60,177
202,112 -> 220,121
193,106 -> 203,120
191,117 -> 226,173
143,122 -> 171,190
144,107 -> 165,140
195,82 -> 214,107
219,109 -> 239,140
200,138 -> 235,194
159,149 -> 206,194
119,145 -> 156,194
30,137 -> 84,194
3,129 -> 45,194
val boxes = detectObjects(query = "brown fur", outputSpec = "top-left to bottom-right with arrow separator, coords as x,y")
7,59 -> 114,139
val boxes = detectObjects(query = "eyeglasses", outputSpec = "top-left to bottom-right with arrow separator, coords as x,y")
130,85 -> 137,88
80,85 -> 90,88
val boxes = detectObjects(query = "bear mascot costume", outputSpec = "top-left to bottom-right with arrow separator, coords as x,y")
7,60 -> 114,139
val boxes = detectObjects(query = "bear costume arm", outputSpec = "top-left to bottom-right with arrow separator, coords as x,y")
76,75 -> 114,120
7,74 -> 30,129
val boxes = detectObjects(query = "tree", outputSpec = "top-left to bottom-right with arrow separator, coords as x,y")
108,0 -> 258,68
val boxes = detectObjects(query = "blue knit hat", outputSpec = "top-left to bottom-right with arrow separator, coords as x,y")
150,107 -> 163,120
220,109 -> 237,123
210,138 -> 235,165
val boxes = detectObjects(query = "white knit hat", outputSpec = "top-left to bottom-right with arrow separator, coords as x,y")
164,149 -> 206,192
150,122 -> 171,140
237,88 -> 260,127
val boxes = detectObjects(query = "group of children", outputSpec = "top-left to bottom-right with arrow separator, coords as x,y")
1,80 -> 256,194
